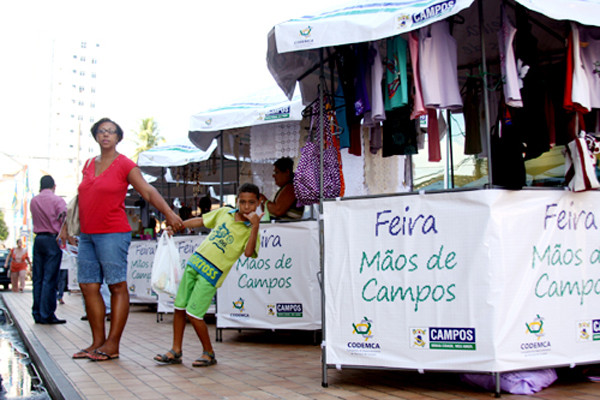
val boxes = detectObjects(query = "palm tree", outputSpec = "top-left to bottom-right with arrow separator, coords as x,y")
132,117 -> 165,162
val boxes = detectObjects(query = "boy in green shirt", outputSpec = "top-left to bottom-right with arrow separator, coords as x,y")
154,183 -> 263,367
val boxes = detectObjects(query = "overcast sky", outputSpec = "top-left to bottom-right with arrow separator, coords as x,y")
0,0 -> 332,160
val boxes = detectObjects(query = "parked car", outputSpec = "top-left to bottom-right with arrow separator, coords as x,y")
0,249 -> 11,290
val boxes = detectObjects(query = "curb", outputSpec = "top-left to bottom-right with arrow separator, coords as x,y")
2,294 -> 83,400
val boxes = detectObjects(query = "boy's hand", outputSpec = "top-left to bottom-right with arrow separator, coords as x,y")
244,211 -> 264,226
165,226 -> 175,237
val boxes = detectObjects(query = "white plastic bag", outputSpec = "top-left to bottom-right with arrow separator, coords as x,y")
150,233 -> 181,297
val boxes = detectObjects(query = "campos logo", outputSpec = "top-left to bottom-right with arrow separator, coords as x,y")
578,321 -> 591,341
267,304 -> 275,316
577,319 -> 600,341
396,14 -> 411,30
411,328 -> 427,348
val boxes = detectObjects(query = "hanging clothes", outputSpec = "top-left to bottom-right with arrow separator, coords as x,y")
370,125 -> 383,154
364,127 -> 407,194
568,22 -> 592,113
334,80 -> 351,149
340,146 -> 368,197
408,31 -> 427,120
579,26 -> 600,109
427,108 -> 442,162
335,45 -> 362,156
464,77 -> 482,155
491,104 -> 526,189
419,20 -> 463,111
364,42 -> 386,127
354,43 -> 371,117
384,35 -> 408,111
497,5 -> 523,108
381,106 -> 417,156
511,5 -> 550,160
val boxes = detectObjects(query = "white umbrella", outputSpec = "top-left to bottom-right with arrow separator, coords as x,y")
188,87 -> 303,152
267,0 -> 600,100
137,137 -> 218,177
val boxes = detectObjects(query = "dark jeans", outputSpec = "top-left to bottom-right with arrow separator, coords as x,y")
57,269 -> 68,300
32,234 -> 62,322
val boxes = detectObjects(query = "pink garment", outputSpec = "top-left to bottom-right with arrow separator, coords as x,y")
408,31 -> 427,120
30,189 -> 67,234
427,108 -> 441,162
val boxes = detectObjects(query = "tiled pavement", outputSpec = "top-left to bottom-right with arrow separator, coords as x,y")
3,289 -> 600,399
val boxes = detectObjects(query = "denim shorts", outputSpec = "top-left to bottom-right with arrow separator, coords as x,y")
77,232 -> 131,285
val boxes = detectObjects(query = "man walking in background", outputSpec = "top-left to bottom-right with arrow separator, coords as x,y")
30,175 -> 67,324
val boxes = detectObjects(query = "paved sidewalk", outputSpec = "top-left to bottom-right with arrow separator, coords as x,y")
3,289 -> 600,399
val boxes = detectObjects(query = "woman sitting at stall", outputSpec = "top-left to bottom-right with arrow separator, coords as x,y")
259,157 -> 304,220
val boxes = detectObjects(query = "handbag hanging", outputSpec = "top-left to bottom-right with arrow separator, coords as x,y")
64,157 -> 94,236
294,98 -> 342,206
65,195 -> 80,237
564,131 -> 600,192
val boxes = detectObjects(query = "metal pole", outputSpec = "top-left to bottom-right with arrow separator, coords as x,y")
479,0 -> 493,187
219,131 -> 224,206
447,110 -> 455,188
318,47 -> 328,388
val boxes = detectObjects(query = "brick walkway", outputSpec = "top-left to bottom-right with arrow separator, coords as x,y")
3,289 -> 600,399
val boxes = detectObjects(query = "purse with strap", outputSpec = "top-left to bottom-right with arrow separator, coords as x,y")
293,100 -> 342,206
65,158 -> 94,236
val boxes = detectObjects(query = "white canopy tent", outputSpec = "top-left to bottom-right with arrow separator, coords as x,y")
188,87 -> 305,201
189,88 -> 304,153
135,137 -> 243,212
266,0 -> 600,391
268,0 -> 600,101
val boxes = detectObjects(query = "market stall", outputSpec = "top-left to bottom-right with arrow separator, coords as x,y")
189,89 -> 323,334
136,136 -> 242,208
127,235 -> 203,303
266,0 -> 600,390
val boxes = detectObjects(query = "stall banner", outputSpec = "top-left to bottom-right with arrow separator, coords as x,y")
128,236 -> 204,303
217,221 -> 320,330
324,189 -> 600,373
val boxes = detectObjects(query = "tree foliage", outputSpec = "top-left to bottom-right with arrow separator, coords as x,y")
132,117 -> 165,162
0,211 -> 8,241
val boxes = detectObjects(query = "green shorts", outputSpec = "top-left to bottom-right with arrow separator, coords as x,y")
173,264 -> 217,320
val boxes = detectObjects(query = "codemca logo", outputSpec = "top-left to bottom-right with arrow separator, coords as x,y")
294,26 -> 315,47
521,314 -> 551,355
411,327 -> 476,350
577,319 -> 600,342
347,316 -> 381,355
204,118 -> 212,127
230,297 -> 249,318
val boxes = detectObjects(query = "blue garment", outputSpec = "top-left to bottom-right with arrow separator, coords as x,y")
77,232 -> 131,285
57,269 -> 68,300
32,234 -> 62,323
